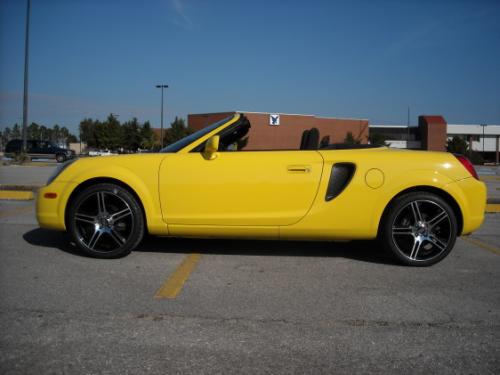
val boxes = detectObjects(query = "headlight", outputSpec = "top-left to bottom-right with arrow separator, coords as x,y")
46,158 -> 78,185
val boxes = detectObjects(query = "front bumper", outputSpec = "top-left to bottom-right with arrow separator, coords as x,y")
36,181 -> 78,231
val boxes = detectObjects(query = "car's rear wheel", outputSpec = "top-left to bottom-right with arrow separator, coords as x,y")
380,192 -> 458,266
67,183 -> 144,258
56,153 -> 66,163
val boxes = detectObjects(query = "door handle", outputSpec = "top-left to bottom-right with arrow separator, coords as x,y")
287,165 -> 311,173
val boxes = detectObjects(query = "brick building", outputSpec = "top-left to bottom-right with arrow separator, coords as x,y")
154,111 -> 499,164
188,111 -> 369,150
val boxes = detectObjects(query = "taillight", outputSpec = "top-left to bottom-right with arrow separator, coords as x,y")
454,154 -> 479,180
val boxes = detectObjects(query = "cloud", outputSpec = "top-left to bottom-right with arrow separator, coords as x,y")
171,0 -> 193,30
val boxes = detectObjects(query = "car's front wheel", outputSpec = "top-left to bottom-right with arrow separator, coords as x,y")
380,192 -> 458,266
67,183 -> 145,258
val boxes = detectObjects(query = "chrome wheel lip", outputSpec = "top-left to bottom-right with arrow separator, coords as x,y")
391,199 -> 452,263
73,190 -> 134,254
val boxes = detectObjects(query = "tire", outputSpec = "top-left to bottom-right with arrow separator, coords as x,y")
379,192 -> 458,266
56,153 -> 66,163
67,183 -> 145,258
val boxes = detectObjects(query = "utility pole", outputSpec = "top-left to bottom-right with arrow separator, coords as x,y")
156,84 -> 168,148
481,124 -> 486,156
407,106 -> 410,144
22,0 -> 31,153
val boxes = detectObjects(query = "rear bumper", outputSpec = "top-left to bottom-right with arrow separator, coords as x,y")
448,177 -> 486,235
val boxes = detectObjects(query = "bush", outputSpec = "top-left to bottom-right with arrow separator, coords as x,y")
469,151 -> 484,165
369,133 -> 388,146
446,136 -> 483,165
343,131 -> 361,145
14,152 -> 30,163
446,136 -> 468,155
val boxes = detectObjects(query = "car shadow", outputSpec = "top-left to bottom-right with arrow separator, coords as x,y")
22,228 -> 398,265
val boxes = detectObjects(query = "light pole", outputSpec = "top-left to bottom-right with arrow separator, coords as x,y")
481,124 -> 486,156
156,84 -> 168,148
22,0 -> 31,153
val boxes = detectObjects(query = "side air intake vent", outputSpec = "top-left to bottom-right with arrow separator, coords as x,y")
325,163 -> 356,201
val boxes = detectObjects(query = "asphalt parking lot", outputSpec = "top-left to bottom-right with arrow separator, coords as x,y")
0,198 -> 499,374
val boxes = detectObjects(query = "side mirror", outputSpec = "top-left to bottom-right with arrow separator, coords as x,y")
203,135 -> 219,160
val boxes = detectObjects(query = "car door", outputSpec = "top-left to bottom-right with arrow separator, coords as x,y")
30,141 -> 48,158
159,150 -> 324,226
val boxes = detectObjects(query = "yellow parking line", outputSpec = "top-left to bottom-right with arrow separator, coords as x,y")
154,254 -> 201,299
485,204 -> 500,213
0,206 -> 34,218
461,236 -> 500,256
480,176 -> 500,181
0,191 -> 34,200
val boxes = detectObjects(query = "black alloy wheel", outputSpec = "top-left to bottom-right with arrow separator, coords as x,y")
68,183 -> 144,258
380,192 -> 458,266
56,153 -> 66,163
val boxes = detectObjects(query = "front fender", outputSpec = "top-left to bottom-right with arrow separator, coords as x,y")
48,157 -> 168,236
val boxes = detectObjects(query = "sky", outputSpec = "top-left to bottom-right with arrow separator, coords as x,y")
0,0 -> 499,134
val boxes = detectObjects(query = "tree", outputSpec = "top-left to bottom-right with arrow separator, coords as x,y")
80,118 -> 97,147
369,133 -> 388,146
105,114 -> 122,150
140,121 -> 155,149
1,127 -> 12,147
343,131 -> 361,145
52,124 -> 61,143
39,125 -> 48,141
12,124 -> 21,138
121,117 -> 142,151
163,117 -> 192,146
59,126 -> 70,143
28,122 -> 40,139
446,136 -> 484,165
446,136 -> 468,155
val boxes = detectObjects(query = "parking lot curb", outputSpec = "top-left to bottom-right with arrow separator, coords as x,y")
1,162 -> 54,167
0,190 -> 34,200
0,185 -> 40,201
0,185 -> 41,192
485,204 -> 500,213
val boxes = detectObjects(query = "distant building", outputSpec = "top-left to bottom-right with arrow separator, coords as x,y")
370,116 -> 500,164
151,111 -> 499,164
188,111 -> 369,150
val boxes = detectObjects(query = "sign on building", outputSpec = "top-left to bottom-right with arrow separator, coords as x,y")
269,114 -> 280,126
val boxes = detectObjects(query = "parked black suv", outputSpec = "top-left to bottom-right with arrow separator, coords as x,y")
5,139 -> 76,163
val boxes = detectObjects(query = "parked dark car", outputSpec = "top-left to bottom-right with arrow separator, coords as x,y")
5,139 -> 76,163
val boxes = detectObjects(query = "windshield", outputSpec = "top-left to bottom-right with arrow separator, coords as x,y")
160,115 -> 234,153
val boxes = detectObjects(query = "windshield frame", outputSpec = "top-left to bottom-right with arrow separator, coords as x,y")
160,114 -> 239,153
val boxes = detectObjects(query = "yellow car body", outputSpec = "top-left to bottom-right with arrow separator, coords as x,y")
36,113 -> 486,264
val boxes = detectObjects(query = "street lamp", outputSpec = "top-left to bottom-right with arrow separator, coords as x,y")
156,84 -> 168,148
481,124 -> 486,155
22,0 -> 31,153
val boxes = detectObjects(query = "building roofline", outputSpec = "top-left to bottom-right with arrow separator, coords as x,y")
187,111 -> 236,117
315,116 -> 369,121
237,110 -> 368,121
370,125 -> 409,128
188,110 -> 368,121
236,110 -> 314,117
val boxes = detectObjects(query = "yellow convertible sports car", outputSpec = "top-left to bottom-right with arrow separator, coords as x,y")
37,114 -> 486,266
